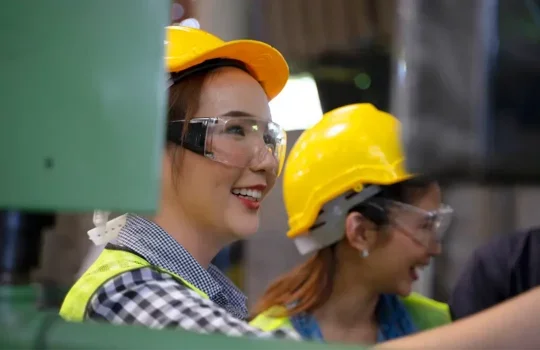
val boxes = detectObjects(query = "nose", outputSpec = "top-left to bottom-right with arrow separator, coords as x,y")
249,146 -> 279,175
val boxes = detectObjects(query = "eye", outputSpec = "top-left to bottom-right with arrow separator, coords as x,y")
420,215 -> 437,230
224,124 -> 246,136
420,222 -> 432,230
263,133 -> 275,145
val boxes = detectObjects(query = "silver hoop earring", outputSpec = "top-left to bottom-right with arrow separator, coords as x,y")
361,249 -> 369,258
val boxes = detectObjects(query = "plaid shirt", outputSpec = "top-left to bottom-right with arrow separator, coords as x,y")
87,214 -> 299,340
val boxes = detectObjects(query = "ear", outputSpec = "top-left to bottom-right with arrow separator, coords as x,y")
344,212 -> 378,252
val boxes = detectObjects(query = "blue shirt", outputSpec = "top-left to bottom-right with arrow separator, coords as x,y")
289,294 -> 417,343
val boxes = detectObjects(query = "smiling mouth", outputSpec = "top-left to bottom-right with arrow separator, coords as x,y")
409,264 -> 426,281
231,188 -> 262,202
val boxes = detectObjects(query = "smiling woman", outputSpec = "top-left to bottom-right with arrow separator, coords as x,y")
164,60 -> 286,242
58,25 -> 299,340
250,103 -> 453,346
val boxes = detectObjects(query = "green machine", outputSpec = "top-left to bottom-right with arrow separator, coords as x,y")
0,1 -> 362,349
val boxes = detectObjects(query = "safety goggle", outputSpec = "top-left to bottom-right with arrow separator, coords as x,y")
386,200 -> 454,248
167,116 -> 287,175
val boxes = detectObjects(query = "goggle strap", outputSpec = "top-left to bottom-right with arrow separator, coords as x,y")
166,120 -> 208,155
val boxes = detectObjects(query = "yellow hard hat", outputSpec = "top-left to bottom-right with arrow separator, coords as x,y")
165,26 -> 289,101
284,103 -> 412,241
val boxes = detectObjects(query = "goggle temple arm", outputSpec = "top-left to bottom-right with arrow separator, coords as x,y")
166,120 -> 208,155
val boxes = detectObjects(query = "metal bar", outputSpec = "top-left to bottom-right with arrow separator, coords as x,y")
391,0 -> 498,181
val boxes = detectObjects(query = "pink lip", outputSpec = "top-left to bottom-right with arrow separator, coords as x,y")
409,268 -> 419,281
231,184 -> 266,211
235,196 -> 261,210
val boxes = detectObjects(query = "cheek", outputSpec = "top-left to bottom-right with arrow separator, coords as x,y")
177,153 -> 241,197
391,232 -> 428,267
377,232 -> 420,267
266,173 -> 277,192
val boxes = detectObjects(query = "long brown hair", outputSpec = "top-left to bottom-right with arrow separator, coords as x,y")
251,245 -> 337,318
251,177 -> 436,319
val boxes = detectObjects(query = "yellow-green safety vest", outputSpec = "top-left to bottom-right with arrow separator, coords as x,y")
59,247 -> 208,322
249,292 -> 451,333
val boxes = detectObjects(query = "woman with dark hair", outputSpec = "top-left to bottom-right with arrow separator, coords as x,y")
250,103 -> 453,345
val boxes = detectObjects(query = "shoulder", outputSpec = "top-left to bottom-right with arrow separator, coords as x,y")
506,228 -> 540,267
250,305 -> 294,332
88,267 -> 300,339
95,266 -> 192,294
87,266 -> 207,323
449,229 -> 540,320
468,228 -> 540,275
402,293 -> 451,329
403,293 -> 449,312
478,229 -> 539,259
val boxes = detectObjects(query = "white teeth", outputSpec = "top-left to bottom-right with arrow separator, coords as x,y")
411,265 -> 426,272
231,188 -> 262,201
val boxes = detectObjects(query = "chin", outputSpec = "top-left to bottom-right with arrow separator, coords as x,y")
228,216 -> 260,239
226,198 -> 261,238
395,282 -> 413,297
230,224 -> 259,239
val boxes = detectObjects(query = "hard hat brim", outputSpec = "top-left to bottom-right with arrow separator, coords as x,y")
167,40 -> 289,101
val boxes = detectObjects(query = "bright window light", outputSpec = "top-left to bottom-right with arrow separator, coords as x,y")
270,74 -> 323,131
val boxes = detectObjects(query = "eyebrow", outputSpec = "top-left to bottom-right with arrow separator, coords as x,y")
222,110 -> 256,118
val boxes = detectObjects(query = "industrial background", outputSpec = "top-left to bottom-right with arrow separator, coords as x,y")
36,0 -> 540,306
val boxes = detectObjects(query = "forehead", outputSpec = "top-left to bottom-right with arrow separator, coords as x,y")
411,183 -> 442,212
195,67 -> 271,121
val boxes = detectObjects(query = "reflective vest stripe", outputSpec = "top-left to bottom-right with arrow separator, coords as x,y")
59,248 -> 208,322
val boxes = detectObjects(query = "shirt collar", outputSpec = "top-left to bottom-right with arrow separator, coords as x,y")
116,214 -> 247,316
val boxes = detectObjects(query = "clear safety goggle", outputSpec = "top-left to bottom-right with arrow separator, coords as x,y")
386,200 -> 454,248
167,116 -> 287,175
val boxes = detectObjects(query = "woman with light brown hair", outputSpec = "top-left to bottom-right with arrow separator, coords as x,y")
60,23 -> 297,339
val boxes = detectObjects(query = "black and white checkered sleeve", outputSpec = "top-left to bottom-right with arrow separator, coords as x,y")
87,267 -> 300,340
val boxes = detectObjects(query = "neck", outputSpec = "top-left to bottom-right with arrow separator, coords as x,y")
313,250 -> 379,329
314,282 -> 379,331
151,204 -> 223,269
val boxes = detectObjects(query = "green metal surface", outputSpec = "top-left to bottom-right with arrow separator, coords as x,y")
0,285 -> 49,349
0,0 -> 169,213
48,318 -> 365,350
0,285 -> 367,350
0,2 -> 368,349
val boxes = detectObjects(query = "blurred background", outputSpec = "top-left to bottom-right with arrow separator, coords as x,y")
33,0 -> 540,306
